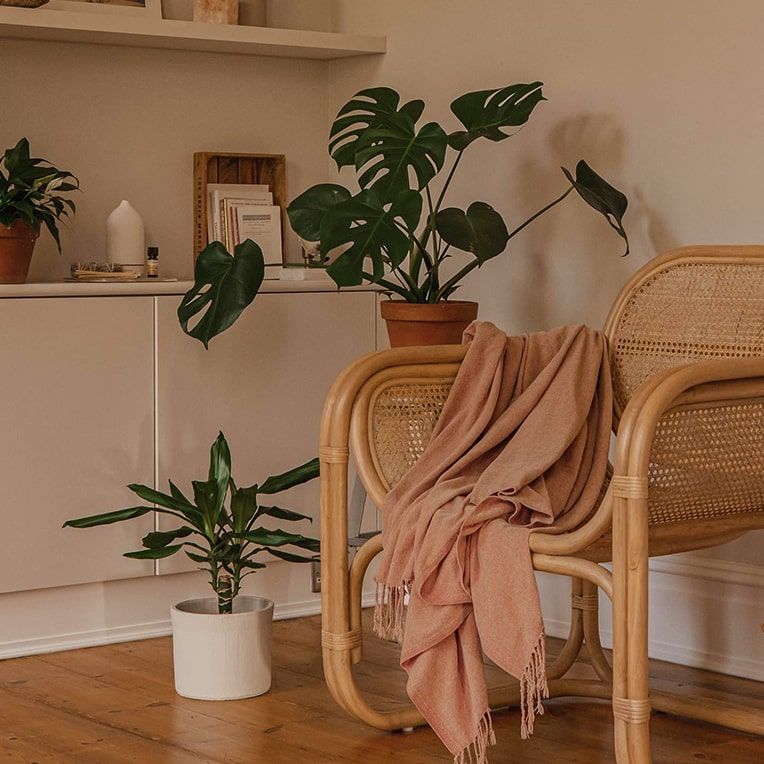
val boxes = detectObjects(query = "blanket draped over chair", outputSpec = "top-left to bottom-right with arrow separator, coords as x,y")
374,321 -> 613,764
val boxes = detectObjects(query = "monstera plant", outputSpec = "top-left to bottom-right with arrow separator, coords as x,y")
179,82 -> 629,347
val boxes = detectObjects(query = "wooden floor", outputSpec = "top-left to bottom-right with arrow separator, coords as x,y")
0,611 -> 761,763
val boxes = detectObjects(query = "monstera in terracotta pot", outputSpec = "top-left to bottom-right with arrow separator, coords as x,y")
287,83 -> 631,346
0,139 -> 78,283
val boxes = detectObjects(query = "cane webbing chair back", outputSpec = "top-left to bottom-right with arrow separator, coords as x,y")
605,246 -> 764,527
371,380 -> 453,489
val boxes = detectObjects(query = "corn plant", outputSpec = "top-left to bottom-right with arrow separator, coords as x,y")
64,433 -> 319,614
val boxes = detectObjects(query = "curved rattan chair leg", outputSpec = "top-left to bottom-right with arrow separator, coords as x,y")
612,484 -> 653,764
580,579 -> 613,683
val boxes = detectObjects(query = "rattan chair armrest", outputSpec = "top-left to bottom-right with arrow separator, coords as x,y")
614,356 -> 764,480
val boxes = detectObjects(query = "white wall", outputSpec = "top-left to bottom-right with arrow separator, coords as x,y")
0,37 -> 332,280
329,0 -> 763,678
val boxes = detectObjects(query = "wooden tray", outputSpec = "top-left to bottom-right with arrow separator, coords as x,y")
193,151 -> 286,261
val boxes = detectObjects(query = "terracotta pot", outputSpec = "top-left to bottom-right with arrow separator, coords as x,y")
380,300 -> 479,347
0,220 -> 38,284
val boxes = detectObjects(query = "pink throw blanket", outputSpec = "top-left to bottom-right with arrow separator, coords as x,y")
374,322 -> 612,763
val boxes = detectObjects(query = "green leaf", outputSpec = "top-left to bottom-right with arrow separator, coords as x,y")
354,120 -> 447,202
186,550 -> 210,564
322,189 -> 422,287
257,505 -> 312,523
128,483 -> 199,515
141,526 -> 194,549
238,527 -> 317,549
266,548 -> 315,563
329,87 -> 446,203
63,506 -> 152,529
258,457 -> 320,495
192,478 -> 221,528
287,183 -> 352,242
240,560 -> 267,570
435,202 -> 509,263
329,87 -> 423,169
562,160 -> 630,256
448,82 -> 545,150
124,545 -> 183,560
208,432 -> 231,517
231,484 -> 259,534
178,239 -> 265,348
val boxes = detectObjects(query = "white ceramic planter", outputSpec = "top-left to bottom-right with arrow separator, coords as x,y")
171,595 -> 274,701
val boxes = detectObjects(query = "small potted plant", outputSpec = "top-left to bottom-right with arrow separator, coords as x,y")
176,82 -> 630,348
0,138 -> 79,284
64,432 -> 319,701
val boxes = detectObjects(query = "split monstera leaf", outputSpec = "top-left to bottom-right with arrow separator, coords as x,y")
179,82 -> 630,344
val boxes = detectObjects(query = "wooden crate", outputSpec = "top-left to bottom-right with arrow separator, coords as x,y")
193,151 -> 286,261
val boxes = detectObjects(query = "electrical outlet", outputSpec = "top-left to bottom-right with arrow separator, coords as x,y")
310,556 -> 321,593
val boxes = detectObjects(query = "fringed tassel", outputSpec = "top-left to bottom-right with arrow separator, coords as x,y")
519,632 -> 549,739
373,581 -> 409,642
454,711 -> 496,764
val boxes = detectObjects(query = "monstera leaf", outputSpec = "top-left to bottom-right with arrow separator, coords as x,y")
287,183 -> 352,242
329,87 -> 425,168
435,202 -> 509,263
321,189 -> 422,287
329,87 -> 448,202
448,82 -> 545,150
178,239 -> 265,348
562,160 -> 630,255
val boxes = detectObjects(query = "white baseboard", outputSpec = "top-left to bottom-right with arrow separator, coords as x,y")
0,591 -> 380,662
540,552 -> 764,682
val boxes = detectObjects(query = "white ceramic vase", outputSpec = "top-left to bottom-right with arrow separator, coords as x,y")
106,200 -> 145,271
171,596 -> 274,701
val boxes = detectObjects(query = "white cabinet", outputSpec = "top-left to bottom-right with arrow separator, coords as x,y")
0,297 -> 155,593
155,291 -> 377,573
0,286 -> 378,592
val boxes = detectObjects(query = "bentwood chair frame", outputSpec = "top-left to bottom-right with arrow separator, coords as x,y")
318,246 -> 764,763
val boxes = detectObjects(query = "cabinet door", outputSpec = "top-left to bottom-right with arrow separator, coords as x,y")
155,291 -> 377,574
0,297 -> 155,593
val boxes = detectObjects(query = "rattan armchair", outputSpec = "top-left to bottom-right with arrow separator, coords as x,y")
318,245 -> 764,763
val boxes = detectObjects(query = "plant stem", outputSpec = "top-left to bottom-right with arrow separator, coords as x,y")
217,573 -> 234,614
505,185 -> 574,241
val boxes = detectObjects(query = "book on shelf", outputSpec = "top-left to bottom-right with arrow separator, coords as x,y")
236,204 -> 283,279
204,184 -> 281,277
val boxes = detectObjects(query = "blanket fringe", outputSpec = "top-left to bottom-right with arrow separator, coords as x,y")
454,711 -> 496,764
520,632 -> 549,739
373,581 -> 409,642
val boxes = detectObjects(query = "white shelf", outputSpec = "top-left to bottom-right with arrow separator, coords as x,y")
0,7 -> 386,59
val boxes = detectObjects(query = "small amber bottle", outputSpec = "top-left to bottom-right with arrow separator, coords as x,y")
146,246 -> 159,278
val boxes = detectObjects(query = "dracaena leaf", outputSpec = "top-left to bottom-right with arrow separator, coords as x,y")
266,548 -> 315,563
256,505 -> 312,523
63,506 -> 152,529
258,458 -> 320,495
124,545 -> 184,560
141,526 -> 194,549
562,160 -> 629,256
178,239 -> 265,348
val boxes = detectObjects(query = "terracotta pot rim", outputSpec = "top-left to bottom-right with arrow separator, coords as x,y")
380,299 -> 479,323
